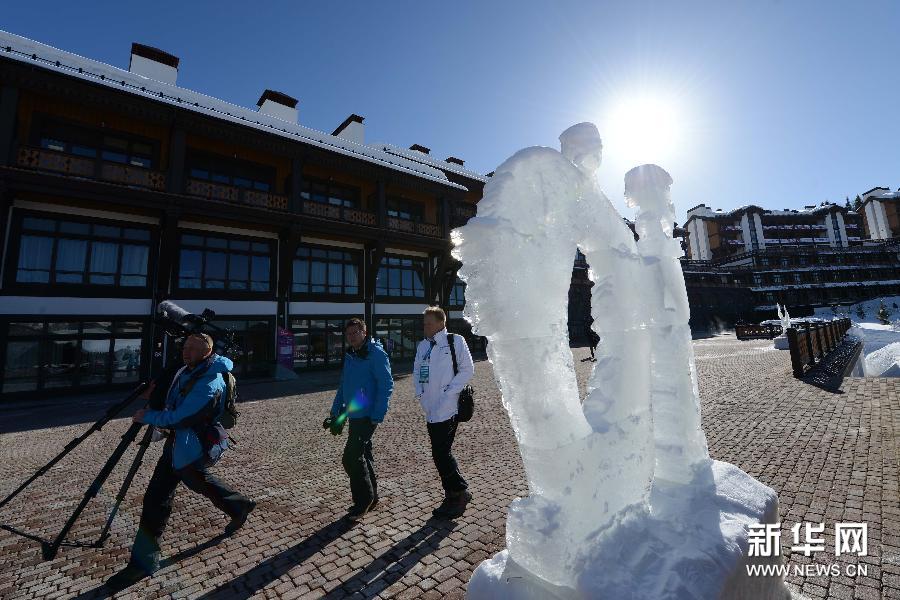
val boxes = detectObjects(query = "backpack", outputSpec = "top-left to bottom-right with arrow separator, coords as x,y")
448,334 -> 475,422
177,360 -> 239,429
219,371 -> 240,429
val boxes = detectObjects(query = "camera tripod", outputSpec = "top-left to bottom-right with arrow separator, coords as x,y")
0,379 -> 160,560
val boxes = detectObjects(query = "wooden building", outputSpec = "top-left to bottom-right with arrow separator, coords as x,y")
0,33 -> 484,397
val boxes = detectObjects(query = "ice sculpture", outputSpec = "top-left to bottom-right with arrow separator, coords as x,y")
456,124 -> 791,599
774,304 -> 792,350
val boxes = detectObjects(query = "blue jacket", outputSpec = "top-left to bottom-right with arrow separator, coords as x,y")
142,354 -> 233,469
331,339 -> 393,423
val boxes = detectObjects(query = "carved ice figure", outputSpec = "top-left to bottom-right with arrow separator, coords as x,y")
454,123 -> 655,586
626,164 -> 710,488
459,123 -> 790,599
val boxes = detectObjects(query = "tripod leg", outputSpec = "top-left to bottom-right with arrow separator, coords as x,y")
42,422 -> 145,561
94,425 -> 156,548
0,381 -> 148,512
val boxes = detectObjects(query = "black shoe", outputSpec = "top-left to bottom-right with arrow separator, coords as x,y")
346,501 -> 372,522
433,490 -> 472,518
105,564 -> 152,591
347,496 -> 378,513
225,500 -> 256,536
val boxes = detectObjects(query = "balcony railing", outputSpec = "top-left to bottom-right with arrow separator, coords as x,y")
17,146 -> 166,190
386,217 -> 442,237
301,201 -> 377,226
186,179 -> 288,210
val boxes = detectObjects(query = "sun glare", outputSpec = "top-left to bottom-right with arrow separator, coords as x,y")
604,94 -> 682,167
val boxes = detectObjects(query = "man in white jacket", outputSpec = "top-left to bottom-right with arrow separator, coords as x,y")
413,306 -> 475,517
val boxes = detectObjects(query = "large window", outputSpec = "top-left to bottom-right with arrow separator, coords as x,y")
374,316 -> 423,362
293,246 -> 360,296
178,233 -> 272,292
291,317 -> 349,369
2,320 -> 145,394
376,255 -> 427,299
37,119 -> 157,168
386,196 -> 425,222
300,177 -> 360,208
188,153 -> 274,192
14,214 -> 151,288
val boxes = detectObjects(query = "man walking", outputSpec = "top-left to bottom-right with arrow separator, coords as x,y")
330,318 -> 393,521
413,307 -> 475,518
106,333 -> 255,590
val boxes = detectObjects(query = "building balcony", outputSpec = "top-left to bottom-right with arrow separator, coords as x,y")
301,200 -> 377,227
386,216 -> 442,237
186,178 -> 288,210
762,223 -> 825,230
17,146 -> 166,191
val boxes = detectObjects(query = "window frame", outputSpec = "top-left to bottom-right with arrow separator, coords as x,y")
386,196 -> 426,223
291,244 -> 363,301
0,317 -> 149,396
4,209 -> 156,297
186,151 -> 276,193
448,277 -> 466,308
375,253 -> 428,301
374,315 -> 423,362
174,230 -> 276,298
300,176 -> 361,209
289,316 -> 351,370
31,114 -> 160,169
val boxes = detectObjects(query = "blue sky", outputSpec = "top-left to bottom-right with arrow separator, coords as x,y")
3,1 -> 899,222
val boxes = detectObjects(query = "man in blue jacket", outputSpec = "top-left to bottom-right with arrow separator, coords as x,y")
330,318 -> 393,520
106,333 -> 255,590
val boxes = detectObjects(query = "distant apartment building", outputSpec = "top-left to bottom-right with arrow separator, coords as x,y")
681,201 -> 900,331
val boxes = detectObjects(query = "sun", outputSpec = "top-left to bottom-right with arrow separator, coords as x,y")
603,94 -> 682,166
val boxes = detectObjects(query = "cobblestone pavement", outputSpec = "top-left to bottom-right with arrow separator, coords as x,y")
0,336 -> 897,599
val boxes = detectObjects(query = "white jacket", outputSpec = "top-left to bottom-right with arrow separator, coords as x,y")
412,328 -> 475,423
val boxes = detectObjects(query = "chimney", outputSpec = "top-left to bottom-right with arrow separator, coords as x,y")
445,156 -> 465,166
332,114 -> 365,144
409,144 -> 430,155
256,89 -> 299,124
129,43 -> 179,85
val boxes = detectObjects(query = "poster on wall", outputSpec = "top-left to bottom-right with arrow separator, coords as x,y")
276,327 -> 297,380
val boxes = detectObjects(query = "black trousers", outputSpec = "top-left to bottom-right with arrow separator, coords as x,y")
130,441 -> 251,572
427,417 -> 467,494
342,418 -> 378,509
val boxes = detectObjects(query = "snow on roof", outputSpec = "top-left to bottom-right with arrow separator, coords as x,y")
0,30 -> 470,192
686,203 -> 845,224
377,144 -> 487,184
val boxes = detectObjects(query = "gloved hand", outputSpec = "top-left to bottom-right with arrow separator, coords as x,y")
323,415 -> 345,436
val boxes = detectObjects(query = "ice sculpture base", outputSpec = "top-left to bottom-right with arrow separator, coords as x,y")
468,461 -> 792,600
773,335 -> 790,350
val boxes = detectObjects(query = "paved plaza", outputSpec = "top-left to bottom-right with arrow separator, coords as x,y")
0,336 -> 899,599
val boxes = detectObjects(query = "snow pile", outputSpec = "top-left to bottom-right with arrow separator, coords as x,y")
814,296 -> 900,376
454,124 -> 789,599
